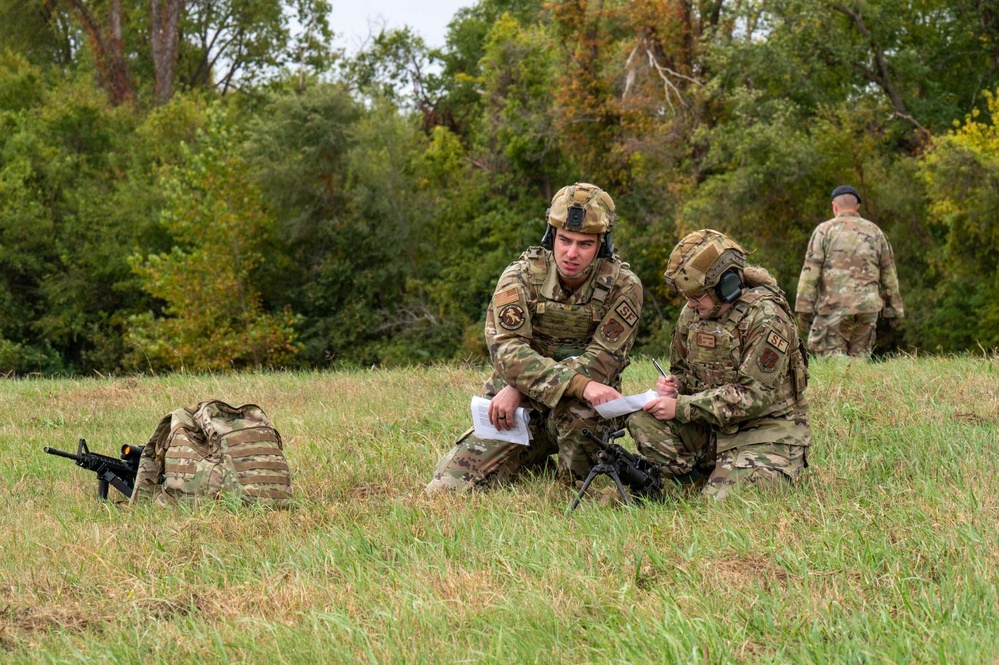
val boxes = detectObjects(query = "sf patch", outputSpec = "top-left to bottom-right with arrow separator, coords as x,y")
758,348 -> 780,372
615,301 -> 639,327
601,318 -> 625,343
498,304 -> 526,330
766,330 -> 789,353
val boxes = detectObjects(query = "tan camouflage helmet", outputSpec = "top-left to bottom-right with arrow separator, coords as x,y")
546,182 -> 616,234
664,229 -> 747,298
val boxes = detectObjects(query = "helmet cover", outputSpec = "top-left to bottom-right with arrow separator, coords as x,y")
664,229 -> 747,298
545,183 -> 616,235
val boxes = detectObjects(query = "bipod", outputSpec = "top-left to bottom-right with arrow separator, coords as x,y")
565,461 -> 633,515
565,428 -> 632,515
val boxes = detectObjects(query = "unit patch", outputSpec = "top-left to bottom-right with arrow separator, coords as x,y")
695,332 -> 717,349
494,287 -> 520,307
615,301 -> 639,327
766,330 -> 789,353
498,304 -> 526,330
601,318 -> 625,342
758,348 -> 780,372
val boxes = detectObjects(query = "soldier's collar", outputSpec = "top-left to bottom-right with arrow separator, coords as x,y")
543,257 -> 601,299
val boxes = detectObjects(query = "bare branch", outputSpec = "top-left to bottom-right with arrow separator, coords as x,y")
827,1 -> 925,132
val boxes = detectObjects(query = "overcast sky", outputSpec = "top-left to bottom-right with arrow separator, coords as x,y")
329,1 -> 476,52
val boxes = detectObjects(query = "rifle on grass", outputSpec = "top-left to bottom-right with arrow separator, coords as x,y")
565,428 -> 664,515
44,438 -> 143,501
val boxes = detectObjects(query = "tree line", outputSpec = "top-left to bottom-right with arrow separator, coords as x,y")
1,0 -> 997,375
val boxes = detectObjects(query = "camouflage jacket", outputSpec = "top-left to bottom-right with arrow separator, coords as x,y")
483,247 -> 644,409
672,285 -> 810,452
795,211 -> 904,318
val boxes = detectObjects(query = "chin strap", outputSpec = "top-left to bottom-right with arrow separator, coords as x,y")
556,261 -> 595,281
703,291 -> 725,319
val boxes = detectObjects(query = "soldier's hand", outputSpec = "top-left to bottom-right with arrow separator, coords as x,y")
489,385 -> 522,430
656,375 -> 679,398
582,382 -> 623,407
643,395 -> 677,421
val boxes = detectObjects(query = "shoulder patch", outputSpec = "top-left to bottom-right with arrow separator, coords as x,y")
766,330 -> 789,353
615,301 -> 639,327
601,318 -> 626,343
498,304 -> 526,330
758,348 -> 780,372
494,287 -> 519,307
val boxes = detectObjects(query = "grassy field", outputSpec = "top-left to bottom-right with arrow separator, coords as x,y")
2,355 -> 998,664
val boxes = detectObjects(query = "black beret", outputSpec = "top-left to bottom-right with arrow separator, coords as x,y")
830,185 -> 862,203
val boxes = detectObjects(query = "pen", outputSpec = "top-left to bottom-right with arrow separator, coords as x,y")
652,358 -> 668,379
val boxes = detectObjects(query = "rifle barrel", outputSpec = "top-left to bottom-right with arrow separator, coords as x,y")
43,446 -> 82,462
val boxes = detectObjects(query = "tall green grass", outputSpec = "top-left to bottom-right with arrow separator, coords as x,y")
2,355 -> 997,663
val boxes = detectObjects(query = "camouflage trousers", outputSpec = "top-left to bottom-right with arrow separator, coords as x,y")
808,310 -> 878,359
426,398 -> 614,492
626,411 -> 807,501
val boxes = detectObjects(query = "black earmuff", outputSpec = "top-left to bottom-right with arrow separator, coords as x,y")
598,233 -> 614,259
540,224 -> 555,250
715,270 -> 744,304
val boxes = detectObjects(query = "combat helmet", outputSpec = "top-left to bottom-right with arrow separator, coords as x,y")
664,229 -> 747,307
542,182 -> 616,258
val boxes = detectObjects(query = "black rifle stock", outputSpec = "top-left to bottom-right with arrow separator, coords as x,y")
44,438 -> 143,501
565,428 -> 664,514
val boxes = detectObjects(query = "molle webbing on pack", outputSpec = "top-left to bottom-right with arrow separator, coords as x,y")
526,251 -> 622,360
131,400 -> 293,507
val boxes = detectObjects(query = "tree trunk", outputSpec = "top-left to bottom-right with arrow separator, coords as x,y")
64,0 -> 135,105
152,0 -> 185,106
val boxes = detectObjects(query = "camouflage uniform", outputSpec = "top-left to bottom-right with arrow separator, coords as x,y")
795,211 -> 904,358
627,230 -> 810,500
427,246 -> 644,490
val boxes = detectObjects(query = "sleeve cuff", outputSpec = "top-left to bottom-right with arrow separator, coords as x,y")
566,373 -> 592,401
674,395 -> 691,422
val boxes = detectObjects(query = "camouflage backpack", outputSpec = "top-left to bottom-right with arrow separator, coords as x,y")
131,400 -> 293,507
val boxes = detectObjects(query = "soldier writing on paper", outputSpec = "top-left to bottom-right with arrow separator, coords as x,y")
627,230 -> 812,500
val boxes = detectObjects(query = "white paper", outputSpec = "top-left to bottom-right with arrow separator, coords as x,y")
594,389 -> 659,419
471,396 -> 532,445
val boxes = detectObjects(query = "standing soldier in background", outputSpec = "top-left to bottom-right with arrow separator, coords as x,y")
795,185 -> 904,358
426,183 -> 644,493
628,230 -> 811,500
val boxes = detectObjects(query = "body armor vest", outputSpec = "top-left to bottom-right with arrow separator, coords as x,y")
685,285 -> 808,416
524,248 -> 621,362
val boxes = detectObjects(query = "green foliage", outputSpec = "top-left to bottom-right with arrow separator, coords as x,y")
475,14 -> 562,186
5,0 -> 999,372
175,0 -> 336,95
245,84 -> 481,367
919,91 -> 999,351
0,50 -> 44,111
127,104 -> 299,372
0,64 -> 157,374
0,1 -> 73,68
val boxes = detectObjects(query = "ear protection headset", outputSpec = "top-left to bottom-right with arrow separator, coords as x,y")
715,269 -> 744,304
